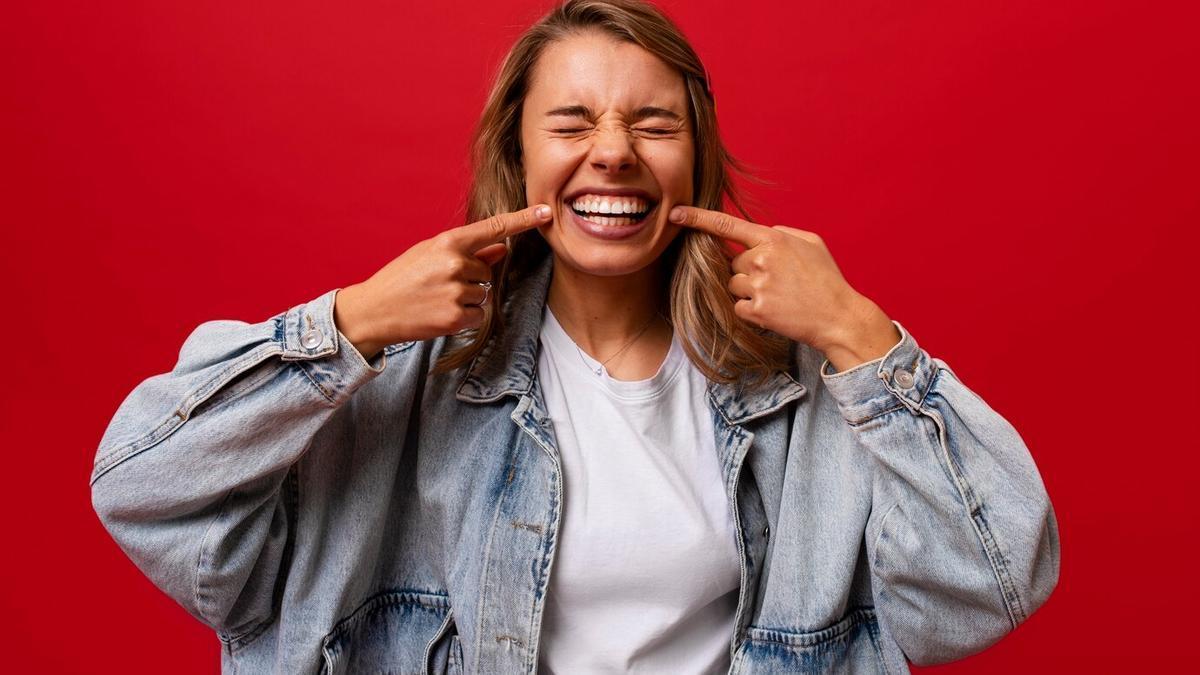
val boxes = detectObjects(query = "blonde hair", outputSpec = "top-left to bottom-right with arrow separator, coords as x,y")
432,0 -> 792,387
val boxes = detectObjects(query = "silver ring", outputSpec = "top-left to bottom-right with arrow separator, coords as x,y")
474,280 -> 492,307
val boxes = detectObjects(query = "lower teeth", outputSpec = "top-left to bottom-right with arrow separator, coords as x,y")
576,211 -> 648,226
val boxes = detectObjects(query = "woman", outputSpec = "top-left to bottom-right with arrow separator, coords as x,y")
90,0 -> 1059,673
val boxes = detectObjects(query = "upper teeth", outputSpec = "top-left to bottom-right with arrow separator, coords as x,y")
571,195 -> 651,215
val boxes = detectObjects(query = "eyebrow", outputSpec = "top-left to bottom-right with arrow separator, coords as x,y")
544,105 -> 684,123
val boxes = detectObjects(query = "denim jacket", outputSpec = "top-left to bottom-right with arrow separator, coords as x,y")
90,251 -> 1059,674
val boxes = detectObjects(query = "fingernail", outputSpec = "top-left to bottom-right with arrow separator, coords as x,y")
536,205 -> 551,219
669,207 -> 684,222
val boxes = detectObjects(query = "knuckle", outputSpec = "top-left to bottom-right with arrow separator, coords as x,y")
487,217 -> 507,239
715,215 -> 736,237
445,256 -> 467,276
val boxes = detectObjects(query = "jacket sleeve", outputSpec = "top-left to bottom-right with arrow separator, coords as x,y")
89,288 -> 390,643
819,319 -> 1059,666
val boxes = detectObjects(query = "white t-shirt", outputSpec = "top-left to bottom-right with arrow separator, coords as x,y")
535,306 -> 741,674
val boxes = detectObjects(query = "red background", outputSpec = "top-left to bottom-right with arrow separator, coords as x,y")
3,0 -> 1197,672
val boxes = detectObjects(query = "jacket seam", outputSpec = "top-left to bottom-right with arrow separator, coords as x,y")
295,360 -> 338,405
219,617 -> 271,651
845,404 -> 907,426
920,369 -> 1027,626
195,487 -> 237,630
90,343 -> 283,484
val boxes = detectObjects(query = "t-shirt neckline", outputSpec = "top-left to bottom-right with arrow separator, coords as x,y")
542,305 -> 685,401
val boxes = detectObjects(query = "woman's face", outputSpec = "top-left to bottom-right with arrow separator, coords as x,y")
520,30 -> 694,278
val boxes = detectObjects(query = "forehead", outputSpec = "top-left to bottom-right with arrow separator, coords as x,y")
526,30 -> 687,110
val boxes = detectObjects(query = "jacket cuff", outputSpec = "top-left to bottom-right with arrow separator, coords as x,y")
819,320 -> 934,424
277,289 -> 386,403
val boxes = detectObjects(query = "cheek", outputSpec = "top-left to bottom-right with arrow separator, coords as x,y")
644,148 -> 694,195
524,145 -> 586,193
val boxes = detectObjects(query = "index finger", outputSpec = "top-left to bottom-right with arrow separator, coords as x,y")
669,206 -> 772,247
454,204 -> 553,250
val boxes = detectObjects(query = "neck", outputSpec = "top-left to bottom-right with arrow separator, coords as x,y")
545,254 -> 670,358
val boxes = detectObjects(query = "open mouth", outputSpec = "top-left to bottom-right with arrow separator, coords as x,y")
569,204 -> 655,226
563,199 -> 659,241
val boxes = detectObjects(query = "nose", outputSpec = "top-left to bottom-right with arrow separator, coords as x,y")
587,127 -> 637,175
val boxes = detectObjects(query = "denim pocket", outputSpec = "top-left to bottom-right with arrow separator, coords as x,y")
730,608 -> 889,674
318,589 -> 451,675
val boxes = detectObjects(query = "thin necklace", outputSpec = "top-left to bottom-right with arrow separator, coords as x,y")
573,311 -> 667,377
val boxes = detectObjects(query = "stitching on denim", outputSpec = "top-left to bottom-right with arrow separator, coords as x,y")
220,617 -> 271,650
384,341 -> 418,356
194,356 -> 282,420
845,404 -> 907,427
474,400 -> 529,666
90,343 -> 282,483
322,587 -> 452,663
923,401 -> 1024,627
707,389 -> 736,427
524,441 -> 561,673
516,395 -> 557,670
973,504 -> 1028,622
296,360 -> 337,405
729,639 -> 748,674
843,358 -> 934,425
327,588 -> 451,633
422,610 -> 456,674
745,607 -> 877,647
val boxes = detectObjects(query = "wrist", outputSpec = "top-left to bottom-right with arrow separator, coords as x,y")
333,284 -> 384,360
817,295 -> 901,373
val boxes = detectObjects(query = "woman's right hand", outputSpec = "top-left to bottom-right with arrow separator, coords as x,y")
333,204 -> 553,360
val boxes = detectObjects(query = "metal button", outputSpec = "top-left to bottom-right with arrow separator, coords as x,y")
762,525 -> 770,538
893,368 -> 915,389
300,328 -> 324,350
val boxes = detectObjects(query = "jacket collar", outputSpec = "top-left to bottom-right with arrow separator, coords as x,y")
455,252 -> 806,425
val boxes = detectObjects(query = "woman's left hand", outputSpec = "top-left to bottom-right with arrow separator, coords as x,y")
669,205 -> 902,371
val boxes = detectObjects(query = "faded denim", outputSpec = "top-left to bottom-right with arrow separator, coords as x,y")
90,251 -> 1059,674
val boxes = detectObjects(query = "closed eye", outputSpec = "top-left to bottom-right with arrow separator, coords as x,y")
549,128 -> 674,135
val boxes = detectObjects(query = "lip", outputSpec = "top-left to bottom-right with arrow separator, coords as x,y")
564,201 -> 659,241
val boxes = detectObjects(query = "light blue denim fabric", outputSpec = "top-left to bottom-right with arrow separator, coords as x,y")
90,251 -> 1059,674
